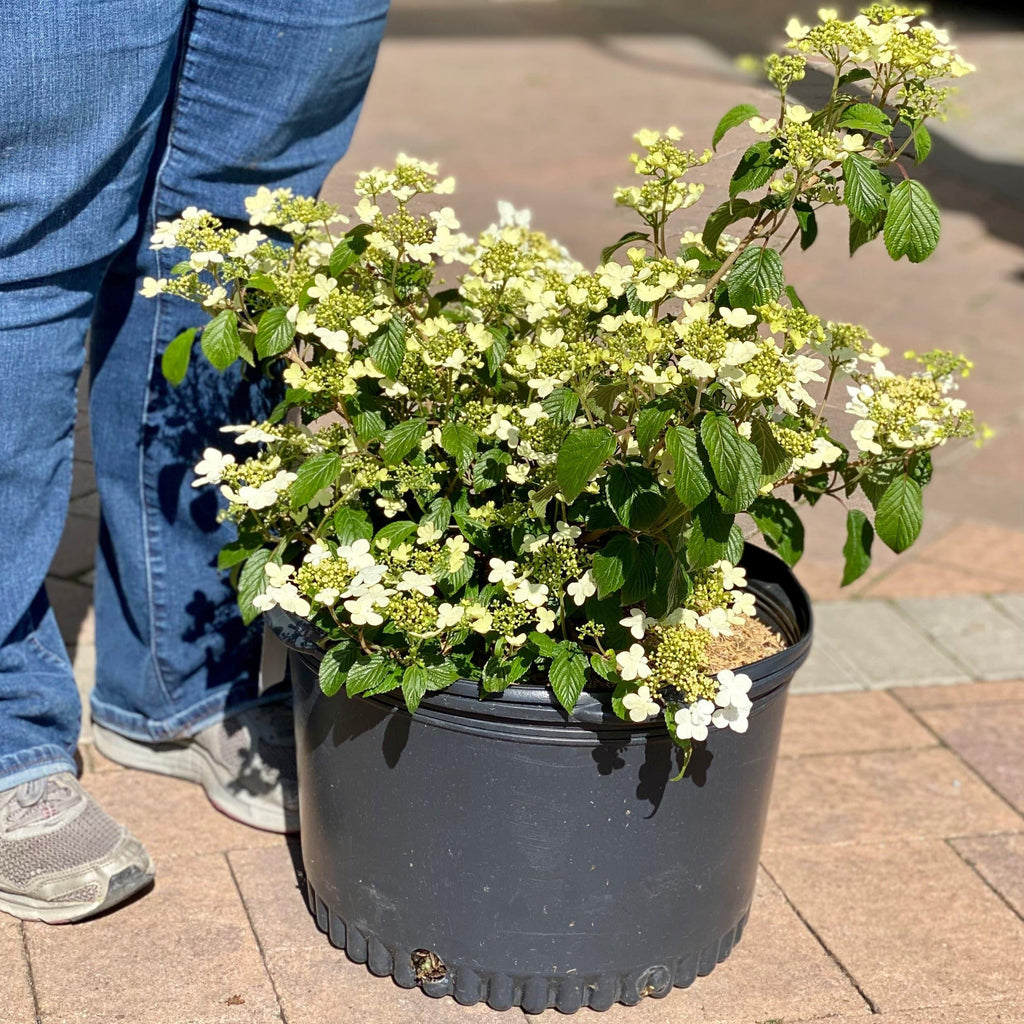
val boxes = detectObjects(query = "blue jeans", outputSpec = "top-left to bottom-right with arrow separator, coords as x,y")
0,0 -> 389,789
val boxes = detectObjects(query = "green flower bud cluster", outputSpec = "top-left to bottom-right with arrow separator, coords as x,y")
675,318 -> 731,367
765,53 -> 807,91
526,539 -> 587,594
686,570 -> 729,617
390,461 -> 445,501
314,287 -> 372,331
646,624 -> 715,703
273,195 -> 341,234
295,557 -> 356,597
770,422 -> 818,460
758,301 -> 826,349
174,211 -> 231,253
780,122 -> 838,171
388,591 -> 439,637
489,601 -> 531,639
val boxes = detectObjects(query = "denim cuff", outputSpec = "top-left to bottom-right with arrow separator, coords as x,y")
0,745 -> 79,791
90,684 -> 291,743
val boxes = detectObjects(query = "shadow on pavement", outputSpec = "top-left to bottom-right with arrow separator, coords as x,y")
383,0 -> 1024,248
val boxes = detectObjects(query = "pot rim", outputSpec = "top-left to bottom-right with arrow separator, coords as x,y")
271,543 -> 812,729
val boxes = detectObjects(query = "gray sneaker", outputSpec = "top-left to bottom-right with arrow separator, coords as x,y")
92,701 -> 299,834
0,773 -> 153,924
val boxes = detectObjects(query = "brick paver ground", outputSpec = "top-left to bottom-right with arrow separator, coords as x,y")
6,681 -> 1021,1024
17,1 -> 1024,1021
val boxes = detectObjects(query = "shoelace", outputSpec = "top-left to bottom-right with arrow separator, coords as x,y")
2,777 -> 78,834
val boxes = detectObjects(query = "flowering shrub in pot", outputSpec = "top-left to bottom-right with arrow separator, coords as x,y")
150,5 -> 976,1011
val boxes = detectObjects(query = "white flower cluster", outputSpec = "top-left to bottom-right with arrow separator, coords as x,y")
845,360 -> 969,455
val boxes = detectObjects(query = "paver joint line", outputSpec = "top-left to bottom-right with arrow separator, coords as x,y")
17,921 -> 43,1024
758,861 -> 877,1016
945,837 -> 1024,927
225,852 -> 290,1024
889,691 -> 1024,827
884,598 -> 981,682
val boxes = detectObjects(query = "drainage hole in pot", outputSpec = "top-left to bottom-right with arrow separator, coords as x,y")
411,949 -> 448,983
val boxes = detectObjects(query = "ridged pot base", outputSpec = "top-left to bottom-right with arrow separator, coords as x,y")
276,546 -> 812,1016
305,879 -> 750,1014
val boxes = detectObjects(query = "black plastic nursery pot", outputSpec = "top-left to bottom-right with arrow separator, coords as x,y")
271,544 -> 812,1014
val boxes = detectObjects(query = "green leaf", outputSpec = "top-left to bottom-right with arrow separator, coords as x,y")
556,427 -> 617,504
620,537 -> 657,605
550,642 -> 588,713
599,230 -> 651,266
635,403 -> 674,456
290,452 -> 341,507
749,496 -> 805,566
245,272 -> 278,294
368,315 -> 407,379
473,448 -> 511,490
841,508 -> 874,586
332,507 -> 374,545
702,198 -> 759,253
421,497 -> 452,535
606,464 -> 666,530
611,680 -> 631,721
590,652 -> 617,682
792,201 -> 818,250
726,245 -> 784,309
860,461 -> 899,509
381,418 -> 428,466
838,67 -> 873,87
353,408 -> 386,442
540,387 -> 579,425
665,425 -> 712,509
591,532 -> 636,599
529,631 -> 559,658
837,103 -> 893,136
842,152 -> 889,224
201,310 -> 241,370
319,642 -> 359,697
237,549 -> 273,626
402,657 -> 458,713
625,283 -> 652,317
687,496 -> 742,569
885,179 -> 941,263
729,141 -> 785,198
785,284 -> 806,310
438,552 -> 474,597
666,715 -> 693,782
700,412 -> 762,513
749,418 -> 792,483
346,655 -> 395,698
909,450 -> 933,487
713,103 -> 760,149
162,327 -> 196,385
440,421 -> 478,472
912,122 -> 932,163
680,244 -> 722,275
254,307 -> 295,359
217,534 -> 263,571
849,210 -> 885,255
647,541 -> 688,619
484,326 -> 509,377
875,474 -> 923,553
374,520 -> 418,551
328,225 -> 372,277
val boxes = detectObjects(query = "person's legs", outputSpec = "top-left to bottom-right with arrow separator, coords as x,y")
0,0 -> 189,790
0,0 -> 194,923
88,0 -> 391,741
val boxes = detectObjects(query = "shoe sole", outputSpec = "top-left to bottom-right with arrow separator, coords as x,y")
0,862 -> 154,925
91,723 -> 299,835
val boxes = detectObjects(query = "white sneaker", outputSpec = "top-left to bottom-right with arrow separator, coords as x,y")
92,701 -> 299,834
0,772 -> 153,924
